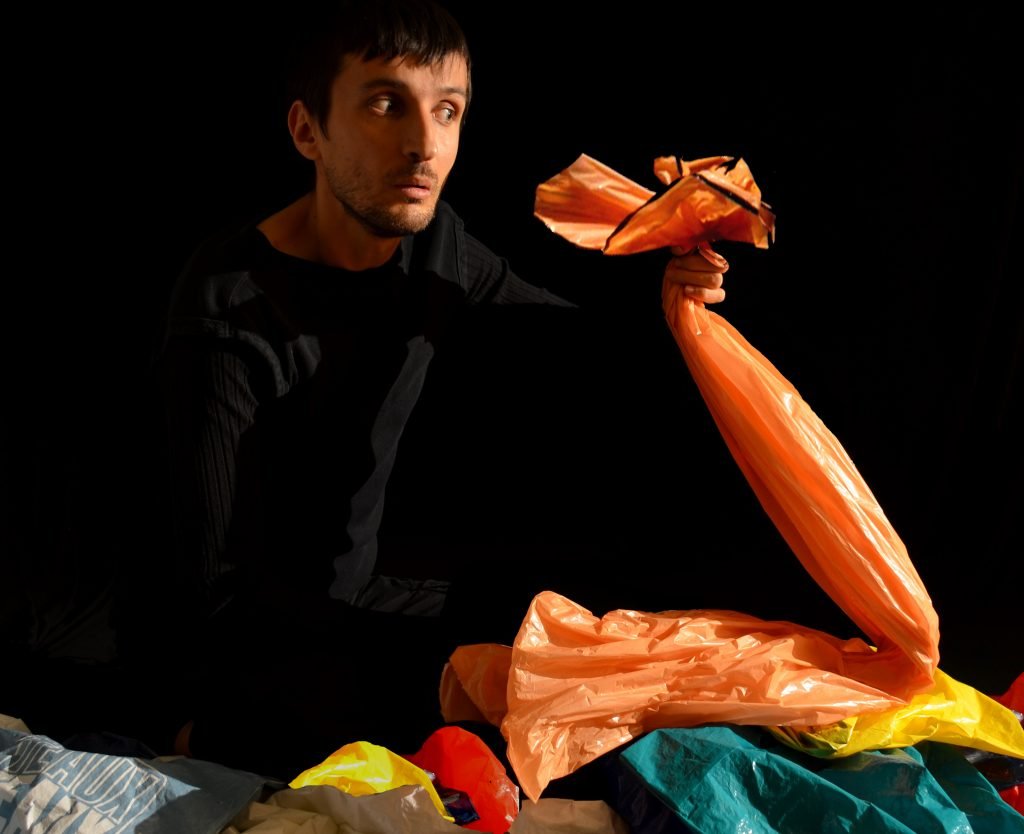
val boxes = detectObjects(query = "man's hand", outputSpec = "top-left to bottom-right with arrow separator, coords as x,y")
664,243 -> 728,304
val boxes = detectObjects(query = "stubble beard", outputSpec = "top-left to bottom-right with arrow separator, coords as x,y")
325,161 -> 442,239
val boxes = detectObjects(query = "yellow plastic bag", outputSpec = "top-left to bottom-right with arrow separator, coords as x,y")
289,740 -> 451,821
769,667 -> 1024,758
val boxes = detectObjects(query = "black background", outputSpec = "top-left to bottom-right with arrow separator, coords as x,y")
8,7 -> 1022,698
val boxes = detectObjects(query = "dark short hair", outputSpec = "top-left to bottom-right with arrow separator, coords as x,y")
285,0 -> 472,135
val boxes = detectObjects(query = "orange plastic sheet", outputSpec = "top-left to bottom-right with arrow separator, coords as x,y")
445,632 -> 1024,804
472,153 -> 947,801
440,643 -> 511,727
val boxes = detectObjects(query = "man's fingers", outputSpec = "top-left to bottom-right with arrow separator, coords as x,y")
665,260 -> 725,288
664,245 -> 729,304
669,246 -> 729,271
667,254 -> 728,276
684,285 -> 726,304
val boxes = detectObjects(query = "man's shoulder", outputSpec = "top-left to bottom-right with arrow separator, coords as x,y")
159,221 -> 298,396
170,222 -> 269,323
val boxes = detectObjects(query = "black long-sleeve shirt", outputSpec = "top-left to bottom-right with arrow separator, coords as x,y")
158,200 -> 573,616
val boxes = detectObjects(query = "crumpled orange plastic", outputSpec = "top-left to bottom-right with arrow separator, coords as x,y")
446,637 -> 1024,805
473,153 -> 946,801
441,643 -> 513,728
533,153 -> 775,255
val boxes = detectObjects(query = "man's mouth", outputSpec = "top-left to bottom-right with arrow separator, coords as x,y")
392,172 -> 437,201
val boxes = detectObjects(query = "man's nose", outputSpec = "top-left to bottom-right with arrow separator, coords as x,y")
402,108 -> 438,162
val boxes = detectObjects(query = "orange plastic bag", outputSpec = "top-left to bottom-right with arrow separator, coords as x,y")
441,644 -> 512,727
479,153 -> 945,801
446,643 -> 1024,804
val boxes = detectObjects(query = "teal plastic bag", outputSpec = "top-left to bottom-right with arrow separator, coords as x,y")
615,727 -> 1023,834
918,743 -> 1024,833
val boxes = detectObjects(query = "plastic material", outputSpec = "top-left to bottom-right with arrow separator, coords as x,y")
996,672 -> 1024,713
533,153 -> 775,255
448,629 -> 1024,804
288,740 -> 451,821
509,799 -> 630,833
405,726 -> 520,834
442,644 -> 513,726
614,727 -> 1024,834
497,593 -> 937,802
475,153 -> 953,801
230,784 -> 465,834
769,667 -> 1024,759
534,152 -> 940,691
994,672 -> 1024,814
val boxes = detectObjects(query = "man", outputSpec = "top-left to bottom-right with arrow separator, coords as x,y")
144,0 -> 727,778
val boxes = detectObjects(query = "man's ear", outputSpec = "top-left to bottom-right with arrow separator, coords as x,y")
288,100 -> 321,162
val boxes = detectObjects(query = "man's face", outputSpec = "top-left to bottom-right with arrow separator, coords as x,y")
315,52 -> 468,238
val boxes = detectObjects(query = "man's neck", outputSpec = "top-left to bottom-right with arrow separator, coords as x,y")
257,191 -> 401,271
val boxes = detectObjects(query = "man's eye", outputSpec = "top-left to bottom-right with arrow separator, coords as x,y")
369,97 -> 396,115
436,106 -> 457,124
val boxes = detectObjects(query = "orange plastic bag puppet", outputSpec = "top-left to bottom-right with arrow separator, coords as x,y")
533,156 -> 944,687
466,153 -> 953,802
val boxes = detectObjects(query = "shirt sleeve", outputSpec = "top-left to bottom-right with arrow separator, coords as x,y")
461,232 -> 578,308
158,337 -> 263,614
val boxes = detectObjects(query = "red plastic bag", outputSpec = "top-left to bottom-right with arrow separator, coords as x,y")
406,726 -> 519,834
994,672 -> 1024,813
995,672 -> 1024,713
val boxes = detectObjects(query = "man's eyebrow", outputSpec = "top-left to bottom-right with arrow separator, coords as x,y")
360,78 -> 468,98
